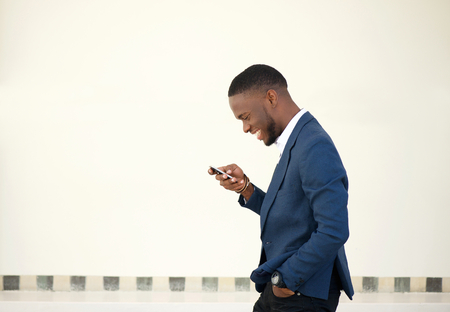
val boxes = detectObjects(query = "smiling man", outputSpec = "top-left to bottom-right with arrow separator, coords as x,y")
208,65 -> 354,312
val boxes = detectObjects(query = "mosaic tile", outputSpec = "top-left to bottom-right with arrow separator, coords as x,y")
378,277 -> 394,292
20,276 -> 37,291
362,277 -> 378,292
235,278 -> 250,291
71,276 -> 86,291
3,276 -> 20,291
137,277 -> 152,291
53,276 -> 70,291
169,277 -> 185,291
351,276 -> 363,293
85,276 -> 103,291
37,276 -> 53,291
202,277 -> 218,292
443,278 -> 450,293
410,277 -> 426,292
218,277 -> 235,292
395,277 -> 410,292
152,277 -> 170,291
426,278 -> 442,292
104,276 -> 119,291
120,276 -> 136,291
185,277 -> 202,292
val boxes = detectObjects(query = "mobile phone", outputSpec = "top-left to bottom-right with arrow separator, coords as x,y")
210,166 -> 233,179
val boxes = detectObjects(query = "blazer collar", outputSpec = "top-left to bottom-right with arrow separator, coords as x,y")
259,112 -> 314,233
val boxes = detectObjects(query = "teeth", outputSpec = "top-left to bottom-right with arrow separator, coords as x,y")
255,130 -> 261,139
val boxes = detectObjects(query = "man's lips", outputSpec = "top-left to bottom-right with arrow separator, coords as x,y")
252,129 -> 262,140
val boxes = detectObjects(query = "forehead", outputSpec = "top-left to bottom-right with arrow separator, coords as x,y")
228,91 -> 265,118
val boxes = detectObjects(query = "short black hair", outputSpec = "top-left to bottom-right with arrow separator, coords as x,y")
228,64 -> 288,97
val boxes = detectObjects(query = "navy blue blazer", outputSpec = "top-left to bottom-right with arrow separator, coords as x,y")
239,112 -> 354,300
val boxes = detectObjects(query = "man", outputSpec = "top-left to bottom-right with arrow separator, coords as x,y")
208,64 -> 353,312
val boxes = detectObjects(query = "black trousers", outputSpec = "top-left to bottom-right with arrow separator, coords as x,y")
253,267 -> 342,312
253,284 -> 340,312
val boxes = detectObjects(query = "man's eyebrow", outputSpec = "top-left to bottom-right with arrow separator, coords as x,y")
237,112 -> 249,120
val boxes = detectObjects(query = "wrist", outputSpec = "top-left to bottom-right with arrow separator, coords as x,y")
236,175 -> 250,194
271,271 -> 287,289
240,182 -> 254,201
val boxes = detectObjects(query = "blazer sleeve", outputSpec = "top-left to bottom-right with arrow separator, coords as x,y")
277,133 -> 350,291
238,184 -> 266,215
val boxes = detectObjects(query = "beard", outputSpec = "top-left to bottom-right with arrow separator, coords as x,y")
263,106 -> 278,146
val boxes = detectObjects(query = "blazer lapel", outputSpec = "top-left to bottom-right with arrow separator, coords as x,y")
259,112 -> 314,234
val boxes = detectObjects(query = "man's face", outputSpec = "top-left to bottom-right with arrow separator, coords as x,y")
229,92 -> 279,146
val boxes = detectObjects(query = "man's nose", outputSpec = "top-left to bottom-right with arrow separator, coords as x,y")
243,121 -> 251,133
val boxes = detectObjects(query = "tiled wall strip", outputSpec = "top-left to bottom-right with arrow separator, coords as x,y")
0,276 -> 449,293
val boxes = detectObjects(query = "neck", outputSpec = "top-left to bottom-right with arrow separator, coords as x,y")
279,101 -> 300,132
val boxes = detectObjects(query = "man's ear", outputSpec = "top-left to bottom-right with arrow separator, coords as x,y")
266,89 -> 278,108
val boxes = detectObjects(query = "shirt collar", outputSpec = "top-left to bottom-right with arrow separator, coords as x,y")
275,109 -> 308,159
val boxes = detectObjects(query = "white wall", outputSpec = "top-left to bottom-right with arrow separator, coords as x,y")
0,0 -> 449,278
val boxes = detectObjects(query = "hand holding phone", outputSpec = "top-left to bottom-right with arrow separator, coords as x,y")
210,166 -> 233,179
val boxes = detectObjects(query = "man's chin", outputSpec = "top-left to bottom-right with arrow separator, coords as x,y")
264,137 -> 276,146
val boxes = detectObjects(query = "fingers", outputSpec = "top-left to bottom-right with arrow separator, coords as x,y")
216,173 -> 239,184
220,176 -> 245,192
220,164 -> 235,172
218,164 -> 242,183
272,285 -> 295,298
222,164 -> 244,180
208,164 -> 246,191
207,166 -> 230,179
221,164 -> 239,176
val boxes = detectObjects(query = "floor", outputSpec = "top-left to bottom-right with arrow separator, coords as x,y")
1,291 -> 450,312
